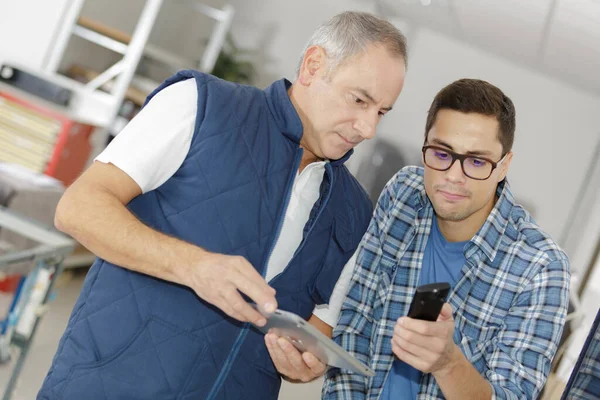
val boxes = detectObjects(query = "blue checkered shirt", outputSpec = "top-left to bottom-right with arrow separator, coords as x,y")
322,166 -> 570,399
568,313 -> 600,399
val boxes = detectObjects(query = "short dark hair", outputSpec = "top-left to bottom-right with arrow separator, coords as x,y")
425,79 -> 516,156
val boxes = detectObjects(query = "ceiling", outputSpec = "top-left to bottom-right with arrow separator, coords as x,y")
377,0 -> 600,96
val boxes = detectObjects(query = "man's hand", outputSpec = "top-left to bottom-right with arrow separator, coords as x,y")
391,303 -> 459,374
265,333 -> 327,382
180,251 -> 277,327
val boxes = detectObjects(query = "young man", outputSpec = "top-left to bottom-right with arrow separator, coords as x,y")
38,12 -> 407,400
323,79 -> 570,399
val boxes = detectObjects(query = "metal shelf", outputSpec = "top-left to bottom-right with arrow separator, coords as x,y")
0,206 -> 75,400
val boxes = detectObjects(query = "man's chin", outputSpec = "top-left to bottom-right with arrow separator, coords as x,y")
437,213 -> 468,222
434,205 -> 471,222
325,145 -> 355,160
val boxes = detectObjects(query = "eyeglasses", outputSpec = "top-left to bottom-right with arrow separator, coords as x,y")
422,145 -> 507,181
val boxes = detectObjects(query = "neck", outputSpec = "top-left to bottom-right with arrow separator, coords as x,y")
436,195 -> 497,242
288,83 -> 322,173
298,152 -> 320,173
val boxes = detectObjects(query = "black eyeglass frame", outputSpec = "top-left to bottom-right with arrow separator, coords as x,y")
421,145 -> 506,181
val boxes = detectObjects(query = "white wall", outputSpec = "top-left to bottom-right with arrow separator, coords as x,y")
227,3 -> 600,244
0,0 -> 73,69
226,0 -> 378,89
372,26 -> 600,243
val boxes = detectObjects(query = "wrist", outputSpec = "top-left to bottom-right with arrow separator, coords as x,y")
434,344 -> 463,379
170,243 -> 209,285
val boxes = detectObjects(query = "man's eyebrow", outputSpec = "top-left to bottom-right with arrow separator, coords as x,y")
430,138 -> 494,156
354,87 -> 392,112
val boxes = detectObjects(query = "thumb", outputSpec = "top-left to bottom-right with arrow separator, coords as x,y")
437,303 -> 453,322
303,352 -> 323,368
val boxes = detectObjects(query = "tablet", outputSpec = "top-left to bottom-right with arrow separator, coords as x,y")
251,307 -> 375,377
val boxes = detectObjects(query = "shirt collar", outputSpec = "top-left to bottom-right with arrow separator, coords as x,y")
264,78 -> 304,143
466,179 -> 513,262
264,78 -> 354,166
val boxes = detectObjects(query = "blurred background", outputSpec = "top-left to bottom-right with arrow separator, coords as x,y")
0,0 -> 598,398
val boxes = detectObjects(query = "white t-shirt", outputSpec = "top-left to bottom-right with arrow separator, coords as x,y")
96,79 -> 354,327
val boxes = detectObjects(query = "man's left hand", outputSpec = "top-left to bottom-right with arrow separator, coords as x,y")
391,303 -> 459,374
265,333 -> 327,382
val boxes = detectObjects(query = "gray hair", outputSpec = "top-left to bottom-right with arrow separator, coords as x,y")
295,11 -> 408,78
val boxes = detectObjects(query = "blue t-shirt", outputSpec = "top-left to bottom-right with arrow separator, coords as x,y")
381,215 -> 467,400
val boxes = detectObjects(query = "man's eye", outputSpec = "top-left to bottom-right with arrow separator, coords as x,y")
468,158 -> 488,168
353,96 -> 365,104
434,151 -> 450,159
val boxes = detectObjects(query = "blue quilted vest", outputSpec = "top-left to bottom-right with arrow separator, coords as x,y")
38,71 -> 373,399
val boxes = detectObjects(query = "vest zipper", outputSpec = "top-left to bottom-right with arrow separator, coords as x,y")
269,162 -> 333,285
205,148 -> 303,400
261,148 -> 304,278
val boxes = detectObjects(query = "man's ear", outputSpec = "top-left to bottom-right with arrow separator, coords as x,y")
497,151 -> 513,182
297,45 -> 327,86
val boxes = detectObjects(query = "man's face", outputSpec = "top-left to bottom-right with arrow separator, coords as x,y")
423,109 -> 512,223
300,44 -> 405,160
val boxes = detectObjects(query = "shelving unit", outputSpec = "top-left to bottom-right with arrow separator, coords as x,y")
43,0 -> 234,137
2,0 -> 234,149
0,206 -> 74,400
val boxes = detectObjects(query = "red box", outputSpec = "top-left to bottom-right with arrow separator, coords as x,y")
0,90 -> 94,186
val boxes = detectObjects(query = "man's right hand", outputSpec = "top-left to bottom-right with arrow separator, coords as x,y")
180,251 -> 278,327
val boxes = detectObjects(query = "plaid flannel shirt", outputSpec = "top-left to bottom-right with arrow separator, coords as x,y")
568,313 -> 600,399
322,166 -> 570,400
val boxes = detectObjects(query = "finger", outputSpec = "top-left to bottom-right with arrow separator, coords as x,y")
265,334 -> 292,373
220,287 -> 267,326
277,337 -> 310,373
219,302 -> 249,323
235,259 -> 277,294
230,260 -> 278,313
302,352 -> 326,375
392,340 -> 428,372
392,334 -> 438,364
394,324 -> 445,352
207,290 -> 251,323
398,317 -> 445,337
437,303 -> 453,322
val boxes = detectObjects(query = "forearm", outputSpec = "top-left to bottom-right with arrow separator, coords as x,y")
55,183 -> 200,285
433,346 -> 492,400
